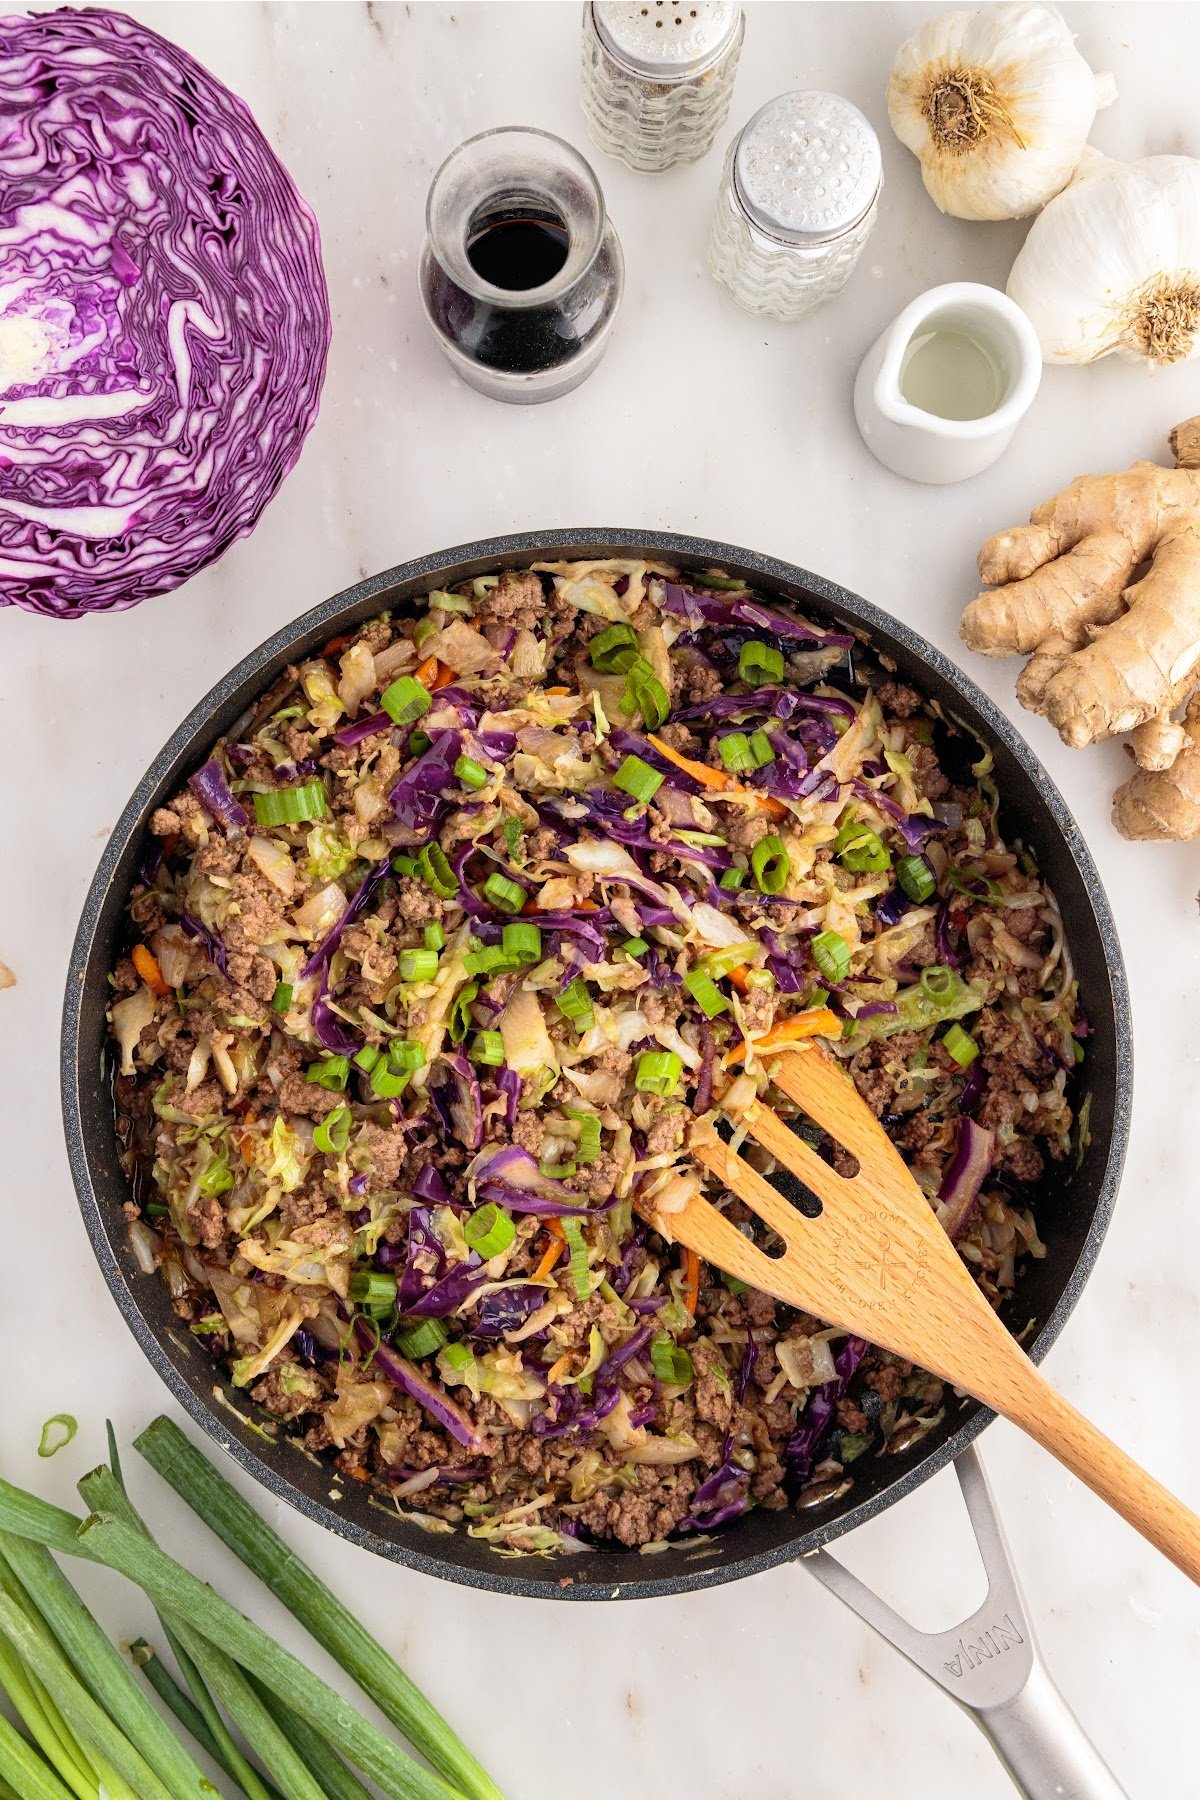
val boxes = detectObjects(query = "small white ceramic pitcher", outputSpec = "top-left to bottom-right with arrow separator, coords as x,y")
853,282 -> 1042,485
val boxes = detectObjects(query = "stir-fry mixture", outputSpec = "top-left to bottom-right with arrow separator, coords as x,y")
111,561 -> 1084,1551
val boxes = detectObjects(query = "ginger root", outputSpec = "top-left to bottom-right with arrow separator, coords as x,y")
960,417 -> 1200,840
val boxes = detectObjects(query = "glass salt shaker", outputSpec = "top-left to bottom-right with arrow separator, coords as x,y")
580,1 -> 745,173
708,91 -> 882,322
418,126 -> 624,405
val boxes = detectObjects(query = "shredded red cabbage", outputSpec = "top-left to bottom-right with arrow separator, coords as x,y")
187,760 -> 249,832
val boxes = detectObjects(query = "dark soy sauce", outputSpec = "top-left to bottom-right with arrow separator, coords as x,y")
425,196 -> 618,377
466,209 -> 570,292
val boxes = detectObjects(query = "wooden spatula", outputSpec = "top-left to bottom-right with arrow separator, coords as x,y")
676,1044 -> 1200,1583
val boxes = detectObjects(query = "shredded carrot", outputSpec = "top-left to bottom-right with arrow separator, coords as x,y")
237,1113 -> 258,1162
682,1247 -> 702,1318
413,654 -> 440,687
545,685 -> 571,695
430,660 -> 457,691
321,632 -> 353,657
532,1241 -> 564,1283
724,1007 -> 841,1065
131,943 -> 169,997
547,1354 -> 573,1384
646,734 -> 788,820
727,965 -> 750,995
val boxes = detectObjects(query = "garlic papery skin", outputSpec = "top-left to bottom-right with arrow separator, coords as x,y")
1008,153 -> 1200,366
887,3 -> 1115,222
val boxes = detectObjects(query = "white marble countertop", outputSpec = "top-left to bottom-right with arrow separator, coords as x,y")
4,3 -> 1200,1795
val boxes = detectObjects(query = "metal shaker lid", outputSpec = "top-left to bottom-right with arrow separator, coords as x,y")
592,2 -> 741,80
732,91 -> 882,245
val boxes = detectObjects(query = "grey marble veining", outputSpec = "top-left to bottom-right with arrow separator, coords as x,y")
2,6 -> 1198,1797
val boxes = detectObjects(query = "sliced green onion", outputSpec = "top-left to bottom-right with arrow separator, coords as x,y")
674,829 -> 728,847
745,969 -> 775,991
621,936 -> 648,958
253,780 -> 328,827
567,1111 -> 602,1164
747,730 -> 776,768
555,977 -> 594,1031
896,854 -> 936,903
313,1104 -> 352,1155
271,981 -> 293,1013
684,968 -> 729,1019
454,756 -> 488,792
37,1415 -> 77,1459
804,987 -> 831,1010
723,1273 -> 749,1296
589,623 -> 639,674
502,921 -> 542,963
349,1270 -> 396,1314
623,658 -> 670,730
942,1023 -> 979,1067
650,1336 -> 694,1387
718,732 -> 756,774
391,853 -> 418,877
412,615 -> 438,653
811,930 -> 850,984
394,1318 -> 449,1359
835,818 -> 891,873
398,948 -> 438,982
469,1031 -> 505,1066
503,818 -> 524,860
635,1050 -> 682,1097
307,1055 -> 349,1091
738,640 -> 784,685
441,1342 -> 475,1376
613,754 -> 663,804
353,1044 -> 381,1072
416,842 -> 457,898
538,1160 -> 577,1180
379,677 -> 431,727
448,981 -> 479,1044
720,866 -> 746,890
697,572 -> 746,592
464,945 -> 522,976
561,1218 -> 591,1299
700,942 -> 756,978
920,964 -> 958,1004
388,1039 -> 426,1072
369,1062 -> 409,1099
464,1204 -> 516,1260
407,730 -> 431,757
424,922 -> 446,953
751,834 -> 790,894
482,872 -> 526,913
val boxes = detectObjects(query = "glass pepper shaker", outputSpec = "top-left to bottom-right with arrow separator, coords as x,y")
418,126 -> 624,405
580,1 -> 745,173
708,91 -> 882,322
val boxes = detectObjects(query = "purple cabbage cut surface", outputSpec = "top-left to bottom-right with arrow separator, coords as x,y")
0,8 -> 331,618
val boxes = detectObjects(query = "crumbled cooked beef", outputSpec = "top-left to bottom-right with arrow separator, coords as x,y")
187,1194 -> 226,1248
394,878 -> 439,926
876,680 -> 923,719
478,569 -> 548,631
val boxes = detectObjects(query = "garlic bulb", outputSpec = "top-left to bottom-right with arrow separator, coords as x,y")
887,3 -> 1115,221
1008,152 -> 1200,366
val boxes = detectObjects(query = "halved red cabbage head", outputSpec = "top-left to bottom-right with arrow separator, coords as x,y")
0,8 -> 330,617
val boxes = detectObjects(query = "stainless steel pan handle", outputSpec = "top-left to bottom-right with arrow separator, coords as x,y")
803,1448 -> 1127,1800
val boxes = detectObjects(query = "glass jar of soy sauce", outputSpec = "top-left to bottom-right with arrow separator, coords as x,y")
419,127 -> 625,405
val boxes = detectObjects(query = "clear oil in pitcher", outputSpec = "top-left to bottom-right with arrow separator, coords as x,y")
899,328 -> 1005,422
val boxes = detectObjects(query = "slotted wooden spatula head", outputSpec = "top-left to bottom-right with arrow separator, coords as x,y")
667,1042 -> 1200,1585
679,1042 -> 990,1386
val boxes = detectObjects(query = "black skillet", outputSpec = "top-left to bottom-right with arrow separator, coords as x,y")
61,530 -> 1131,1609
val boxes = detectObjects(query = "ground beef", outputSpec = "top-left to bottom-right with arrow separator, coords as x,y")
394,878 -> 439,927
279,1183 -> 331,1232
278,1072 -> 344,1118
692,1342 -> 734,1430
187,1194 -> 226,1249
477,569 -> 548,631
643,1105 -> 686,1157
511,1113 -> 544,1155
875,680 -> 923,719
359,1123 -> 411,1190
909,742 -> 951,801
678,657 -> 722,705
251,1368 -> 318,1418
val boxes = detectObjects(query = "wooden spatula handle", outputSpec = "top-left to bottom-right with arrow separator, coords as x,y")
988,1352 -> 1200,1585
